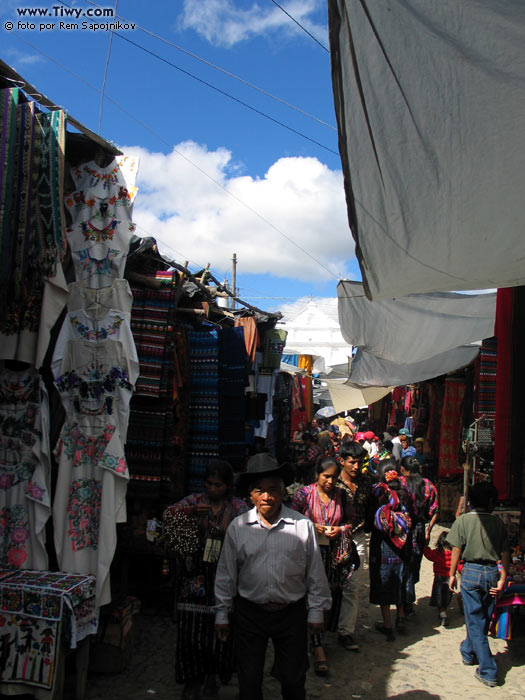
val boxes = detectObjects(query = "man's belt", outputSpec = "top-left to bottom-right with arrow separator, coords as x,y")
465,559 -> 497,566
258,601 -> 289,612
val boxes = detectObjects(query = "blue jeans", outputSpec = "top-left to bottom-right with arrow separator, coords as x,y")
460,562 -> 499,682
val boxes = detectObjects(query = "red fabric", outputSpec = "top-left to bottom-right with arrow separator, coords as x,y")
494,288 -> 513,500
423,546 -> 452,577
438,379 -> 466,477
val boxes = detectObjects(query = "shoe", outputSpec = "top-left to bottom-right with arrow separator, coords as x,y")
313,659 -> 329,676
461,657 -> 476,666
338,634 -> 359,651
475,668 -> 497,687
439,615 -> 449,627
395,617 -> 407,634
375,622 -> 395,642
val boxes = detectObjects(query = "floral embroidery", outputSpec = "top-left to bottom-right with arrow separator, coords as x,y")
99,453 -> 128,476
0,454 -> 36,490
0,504 -> 29,568
67,479 -> 102,551
54,366 -> 132,398
69,314 -> 125,341
0,404 -> 39,439
62,423 -> 115,469
26,480 -> 46,502
74,247 -> 124,278
65,186 -> 136,221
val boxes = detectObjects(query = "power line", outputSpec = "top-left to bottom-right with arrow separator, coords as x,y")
269,0 -> 330,53
98,0 -> 118,133
82,0 -> 336,132
56,1 -> 338,156
14,37 -> 341,281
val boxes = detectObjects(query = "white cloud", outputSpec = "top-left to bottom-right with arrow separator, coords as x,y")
178,0 -> 327,49
4,48 -> 44,67
123,141 -> 355,282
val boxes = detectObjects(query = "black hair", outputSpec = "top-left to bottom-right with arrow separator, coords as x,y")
376,458 -> 398,482
205,460 -> 234,488
339,442 -> 365,461
383,440 -> 394,452
436,530 -> 451,551
318,437 -> 334,456
387,425 -> 399,436
315,456 -> 340,478
401,457 -> 426,512
469,482 -> 499,511
302,431 -> 313,441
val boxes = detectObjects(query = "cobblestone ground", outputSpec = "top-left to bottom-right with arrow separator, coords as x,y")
83,528 -> 524,700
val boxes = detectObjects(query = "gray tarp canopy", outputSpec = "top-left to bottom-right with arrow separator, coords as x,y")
329,0 -> 525,300
348,345 -> 480,387
338,281 -> 495,365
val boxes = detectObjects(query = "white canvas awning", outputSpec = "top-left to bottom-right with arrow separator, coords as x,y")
325,378 -> 393,412
348,345 -> 480,387
338,281 -> 495,365
328,0 -> 525,299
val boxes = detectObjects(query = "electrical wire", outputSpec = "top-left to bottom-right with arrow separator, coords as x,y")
15,37 -> 341,280
98,0 -> 118,133
82,0 -> 336,132
55,1 -> 338,156
269,0 -> 330,53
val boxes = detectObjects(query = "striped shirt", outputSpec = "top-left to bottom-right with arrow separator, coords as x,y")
214,505 -> 331,624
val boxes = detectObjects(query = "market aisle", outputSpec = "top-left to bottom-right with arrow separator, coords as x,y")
83,528 -> 524,700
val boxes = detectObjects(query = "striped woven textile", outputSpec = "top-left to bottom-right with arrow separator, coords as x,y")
475,337 -> 497,417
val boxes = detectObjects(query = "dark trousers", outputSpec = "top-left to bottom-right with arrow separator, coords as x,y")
234,596 -> 308,700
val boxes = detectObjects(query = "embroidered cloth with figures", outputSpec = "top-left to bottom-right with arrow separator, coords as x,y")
0,569 -> 98,690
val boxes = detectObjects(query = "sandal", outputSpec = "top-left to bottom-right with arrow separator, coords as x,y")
314,659 -> 329,676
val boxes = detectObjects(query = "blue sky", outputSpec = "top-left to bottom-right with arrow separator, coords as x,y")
2,0 -> 360,313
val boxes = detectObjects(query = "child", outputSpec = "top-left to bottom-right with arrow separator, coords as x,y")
424,530 -> 453,626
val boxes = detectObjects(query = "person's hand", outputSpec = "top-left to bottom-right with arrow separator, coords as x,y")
449,574 -> 457,592
325,526 -> 342,539
215,624 -> 229,641
315,523 -> 326,535
425,531 -> 431,544
194,503 -> 212,515
308,622 -> 324,635
490,579 -> 506,597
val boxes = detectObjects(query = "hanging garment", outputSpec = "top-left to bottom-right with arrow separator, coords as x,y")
53,339 -> 137,441
262,329 -> 287,369
64,186 -> 138,226
70,156 -> 139,198
438,380 -> 466,477
71,245 -> 127,288
53,420 -> 128,606
0,367 -> 51,570
67,278 -> 134,315
66,218 -> 136,253
234,316 -> 260,365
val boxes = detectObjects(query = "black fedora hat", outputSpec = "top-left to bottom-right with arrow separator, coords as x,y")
236,453 -> 290,494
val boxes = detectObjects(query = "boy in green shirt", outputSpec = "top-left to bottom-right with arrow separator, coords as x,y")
448,482 -> 510,688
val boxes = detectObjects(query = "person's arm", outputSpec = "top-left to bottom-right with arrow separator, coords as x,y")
304,521 -> 332,633
448,546 -> 462,591
289,486 -> 307,513
426,511 -> 439,542
214,525 -> 238,640
490,550 -> 510,597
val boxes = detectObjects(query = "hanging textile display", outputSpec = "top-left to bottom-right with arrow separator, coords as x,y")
52,154 -> 139,606
218,327 -> 247,471
187,329 -> 219,492
0,92 -> 67,363
438,379 -> 466,477
125,277 -> 183,501
494,289 -> 514,500
475,337 -> 497,418
0,367 -> 51,570
0,569 -> 97,690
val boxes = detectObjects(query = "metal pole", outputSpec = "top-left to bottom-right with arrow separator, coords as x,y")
232,253 -> 237,310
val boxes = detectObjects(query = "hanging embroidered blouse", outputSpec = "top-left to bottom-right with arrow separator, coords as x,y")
0,367 -> 51,570
71,245 -> 127,288
52,338 -> 137,440
66,218 -> 136,253
53,420 -> 129,606
68,278 -> 133,316
65,187 -> 138,226
70,156 -> 139,198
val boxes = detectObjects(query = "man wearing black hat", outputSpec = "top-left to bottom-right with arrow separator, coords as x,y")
214,453 -> 331,700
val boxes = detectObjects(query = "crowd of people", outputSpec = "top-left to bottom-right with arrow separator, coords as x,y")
165,418 -> 510,699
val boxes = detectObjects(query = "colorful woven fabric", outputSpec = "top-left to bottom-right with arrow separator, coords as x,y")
476,337 -> 497,417
0,88 -> 19,264
218,327 -> 246,472
438,379 -> 466,477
